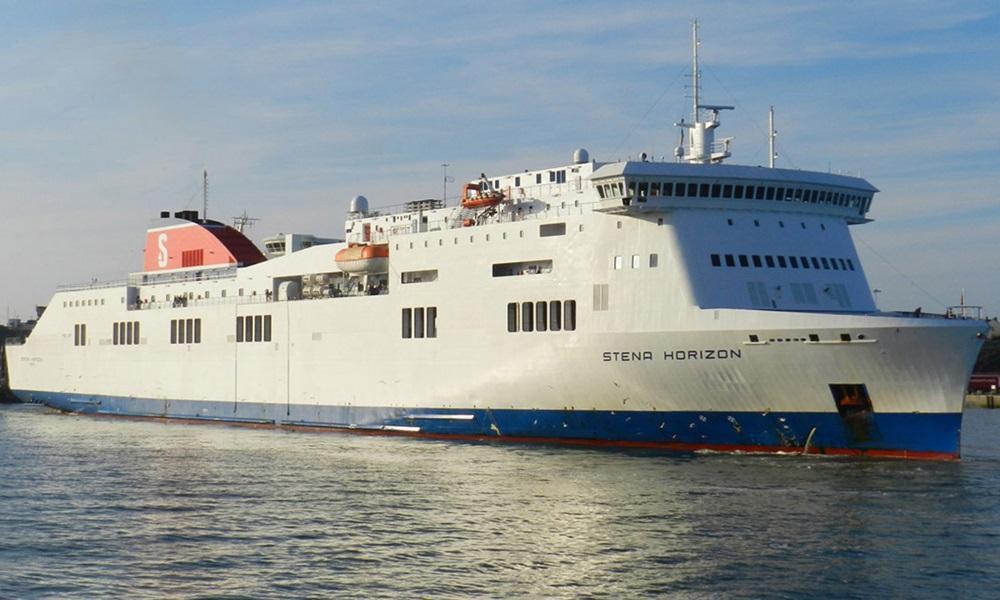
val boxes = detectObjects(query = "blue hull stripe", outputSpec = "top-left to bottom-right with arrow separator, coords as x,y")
13,390 -> 962,457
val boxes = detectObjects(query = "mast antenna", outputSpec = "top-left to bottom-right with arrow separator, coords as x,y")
232,211 -> 259,234
768,106 -> 777,168
202,170 -> 208,221
692,19 -> 700,124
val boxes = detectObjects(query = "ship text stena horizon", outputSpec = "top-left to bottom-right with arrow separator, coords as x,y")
7,25 -> 988,459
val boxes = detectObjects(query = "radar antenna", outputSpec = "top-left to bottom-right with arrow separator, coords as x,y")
674,20 -> 734,164
202,170 -> 209,221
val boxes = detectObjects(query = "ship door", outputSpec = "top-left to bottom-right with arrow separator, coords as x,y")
829,383 -> 881,443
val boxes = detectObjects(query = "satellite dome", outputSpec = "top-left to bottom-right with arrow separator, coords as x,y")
573,148 -> 590,164
349,195 -> 369,214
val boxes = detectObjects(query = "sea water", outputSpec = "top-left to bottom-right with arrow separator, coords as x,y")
1,403 -> 999,599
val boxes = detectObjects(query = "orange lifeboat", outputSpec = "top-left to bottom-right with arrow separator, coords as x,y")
461,181 -> 504,209
335,243 -> 389,274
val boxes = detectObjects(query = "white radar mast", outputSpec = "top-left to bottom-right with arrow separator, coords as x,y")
674,20 -> 733,164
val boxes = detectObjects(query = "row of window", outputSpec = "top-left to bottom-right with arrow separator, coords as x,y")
64,298 -> 106,308
711,253 -> 855,272
507,300 -> 577,333
73,323 -> 87,346
613,254 -> 659,270
402,307 -> 438,339
597,179 -> 871,211
113,321 -> 140,346
171,318 -> 202,344
236,315 -> 272,343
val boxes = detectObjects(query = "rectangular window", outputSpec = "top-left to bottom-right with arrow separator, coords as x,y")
790,256 -> 799,268
723,184 -> 733,198
550,301 -> 562,331
515,176 -> 520,187
535,302 -> 547,332
765,256 -> 775,268
801,256 -> 811,269
401,269 -> 439,284
687,183 -> 697,197
752,255 -> 762,268
402,308 -> 412,338
186,319 -> 194,343
725,254 -> 735,267
134,322 -> 139,344
81,324 -> 86,346
638,182 -> 649,199
613,256 -> 623,270
746,185 -> 756,199
699,183 -> 709,197
631,255 -> 641,269
414,307 -> 425,338
838,258 -> 848,271
821,257 -> 830,270
539,223 -> 566,237
507,303 -> 518,333
711,254 -> 721,267
253,316 -> 262,341
194,319 -> 202,344
711,184 -> 721,198
536,173 -> 542,184
597,186 -> 605,199
830,258 -> 840,270
426,307 -> 437,338
113,322 -> 119,345
74,324 -> 80,346
244,315 -> 253,342
171,320 -> 178,344
846,258 -> 855,271
756,186 -> 766,200
776,187 -> 786,201
734,185 -> 744,199
178,319 -> 186,344
663,182 -> 673,196
649,254 -> 658,268
521,302 -> 534,332
236,317 -> 244,342
777,256 -> 787,268
738,255 -> 749,267
811,257 -> 821,269
674,182 -> 685,197
650,182 -> 660,196
493,260 -> 552,277
126,321 -> 133,345
564,300 -> 576,331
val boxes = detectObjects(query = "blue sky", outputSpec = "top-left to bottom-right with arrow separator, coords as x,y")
1,1 -> 998,319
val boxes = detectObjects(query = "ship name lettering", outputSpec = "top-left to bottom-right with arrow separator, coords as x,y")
663,349 -> 741,360
602,351 -> 655,362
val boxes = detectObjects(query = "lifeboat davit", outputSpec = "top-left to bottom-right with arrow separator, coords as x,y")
461,182 -> 504,209
335,243 -> 389,274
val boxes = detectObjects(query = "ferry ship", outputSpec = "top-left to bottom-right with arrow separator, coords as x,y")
7,25 -> 988,459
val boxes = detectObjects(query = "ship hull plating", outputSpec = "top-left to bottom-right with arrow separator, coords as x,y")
14,390 -> 963,459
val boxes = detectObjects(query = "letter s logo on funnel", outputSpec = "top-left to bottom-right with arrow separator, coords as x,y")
157,233 -> 168,268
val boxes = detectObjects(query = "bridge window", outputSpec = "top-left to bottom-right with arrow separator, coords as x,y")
699,183 -> 709,197
789,256 -> 799,268
738,255 -> 749,267
734,185 -> 744,199
765,256 -> 775,268
687,183 -> 697,197
711,184 -> 721,198
711,254 -> 721,267
723,184 -> 732,198
725,254 -> 735,267
752,255 -> 762,267
663,182 -> 673,196
801,256 -> 811,269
